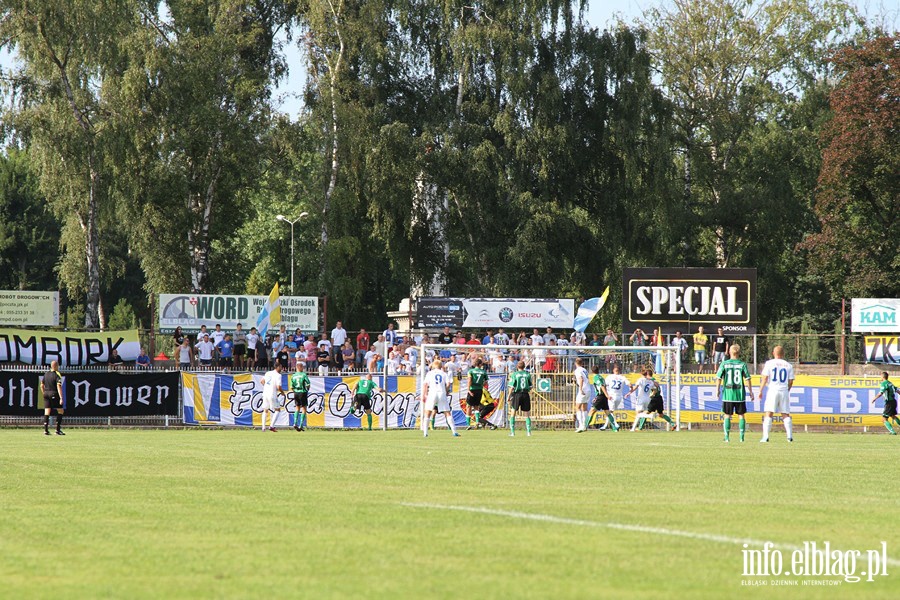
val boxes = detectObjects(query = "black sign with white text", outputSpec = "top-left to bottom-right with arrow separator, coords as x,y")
622,268 -> 757,334
0,371 -> 41,415
63,372 -> 179,416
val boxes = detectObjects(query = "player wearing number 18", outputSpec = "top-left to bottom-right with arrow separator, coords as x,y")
290,362 -> 311,431
758,346 -> 795,443
871,371 -> 900,435
716,345 -> 754,443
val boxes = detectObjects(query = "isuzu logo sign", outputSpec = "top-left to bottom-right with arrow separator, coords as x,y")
623,268 -> 757,334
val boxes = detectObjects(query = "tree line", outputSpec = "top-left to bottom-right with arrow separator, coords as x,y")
0,0 -> 896,333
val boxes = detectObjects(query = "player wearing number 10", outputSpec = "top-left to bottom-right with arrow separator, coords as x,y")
716,345 -> 754,442
758,346 -> 795,443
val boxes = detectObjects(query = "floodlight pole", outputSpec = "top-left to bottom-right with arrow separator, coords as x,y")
276,212 -> 309,296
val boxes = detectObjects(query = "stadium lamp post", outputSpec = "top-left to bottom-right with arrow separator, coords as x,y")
276,212 -> 309,296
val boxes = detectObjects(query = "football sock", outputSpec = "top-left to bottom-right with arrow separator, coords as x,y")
525,417 -> 532,434
448,415 -> 457,434
783,416 -> 793,439
475,412 -> 481,425
661,414 -> 674,425
294,410 -> 300,427
509,415 -> 515,435
739,417 -> 746,441
55,414 -> 62,431
367,413 -> 373,430
885,420 -> 896,434
578,410 -> 587,430
302,413 -> 307,428
607,413 -> 618,430
431,416 -> 436,430
893,417 -> 900,427
466,415 -> 471,426
762,416 -> 772,439
724,417 -> 731,440
43,415 -> 50,433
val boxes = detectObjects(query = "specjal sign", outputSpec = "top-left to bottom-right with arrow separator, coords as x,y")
622,268 -> 757,334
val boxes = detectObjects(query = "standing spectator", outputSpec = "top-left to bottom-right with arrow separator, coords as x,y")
246,327 -> 260,370
341,342 -> 355,372
256,337 -> 270,371
482,329 -> 495,345
364,348 -> 378,373
172,326 -> 185,349
407,344 -> 420,371
317,343 -> 331,376
602,328 -> 618,369
317,333 -> 332,353
198,324 -> 209,339
589,333 -> 602,346
454,330 -> 467,345
495,328 -> 510,345
673,331 -> 689,363
233,323 -> 247,370
516,331 -> 528,345
177,339 -> 193,369
135,348 -> 152,369
195,334 -> 215,368
373,334 -> 386,358
276,324 -> 288,348
217,334 -> 234,370
292,328 -> 305,346
466,333 -> 481,346
629,328 -> 647,346
530,328 -> 544,347
276,344 -> 290,370
211,324 -> 225,347
712,328 -> 729,367
304,338 -> 317,372
331,321 -> 348,348
356,329 -> 370,368
693,326 -> 709,367
543,327 -> 557,345
437,326 -> 454,361
383,322 -> 398,350
570,330 -> 586,347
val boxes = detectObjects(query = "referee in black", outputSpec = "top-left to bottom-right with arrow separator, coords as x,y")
42,360 -> 65,436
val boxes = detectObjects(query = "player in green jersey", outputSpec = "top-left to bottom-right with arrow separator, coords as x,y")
289,362 -> 312,431
465,358 -> 488,429
716,344 -> 754,442
508,361 -> 533,436
586,365 -> 618,431
871,371 -> 900,435
353,373 -> 380,430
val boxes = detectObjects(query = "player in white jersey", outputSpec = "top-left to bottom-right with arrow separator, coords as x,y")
605,364 -> 630,411
421,360 -> 459,438
625,369 -> 655,431
573,358 -> 590,432
757,345 -> 795,442
259,363 -> 285,432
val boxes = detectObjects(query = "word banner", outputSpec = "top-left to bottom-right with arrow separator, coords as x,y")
864,336 -> 900,365
182,373 -> 507,429
0,291 -> 59,327
852,299 -> 900,333
158,294 -> 318,334
0,329 -> 141,366
0,371 -> 42,415
623,268 -> 757,334
64,372 -> 179,416
416,298 -> 575,330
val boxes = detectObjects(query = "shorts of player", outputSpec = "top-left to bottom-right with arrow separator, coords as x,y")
293,391 -> 309,409
575,392 -> 588,406
466,389 -> 483,408
633,402 -> 648,414
246,348 -> 256,360
478,402 -> 496,420
763,388 -> 791,414
219,357 -> 233,368
647,395 -> 664,414
43,393 -> 62,411
353,393 -> 372,412
510,392 -> 531,412
592,395 -> 609,412
424,394 -> 451,413
234,345 -> 246,357
722,401 -> 747,416
262,392 -> 282,412
607,396 -> 624,411
883,400 -> 898,418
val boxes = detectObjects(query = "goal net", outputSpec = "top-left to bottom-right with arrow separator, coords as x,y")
417,343 -> 682,431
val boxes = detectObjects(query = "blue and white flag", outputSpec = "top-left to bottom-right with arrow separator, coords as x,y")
573,287 -> 610,333
256,283 -> 282,337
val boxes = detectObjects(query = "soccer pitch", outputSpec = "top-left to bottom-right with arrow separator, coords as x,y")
1,429 -> 896,599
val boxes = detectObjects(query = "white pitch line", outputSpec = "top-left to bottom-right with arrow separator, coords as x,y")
400,502 -> 900,567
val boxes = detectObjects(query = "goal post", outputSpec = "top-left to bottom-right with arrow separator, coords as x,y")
418,342 -> 682,430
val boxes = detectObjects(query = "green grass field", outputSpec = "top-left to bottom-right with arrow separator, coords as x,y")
1,428 -> 897,599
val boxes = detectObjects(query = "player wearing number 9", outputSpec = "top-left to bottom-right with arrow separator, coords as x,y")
422,360 -> 459,438
758,346 -> 795,443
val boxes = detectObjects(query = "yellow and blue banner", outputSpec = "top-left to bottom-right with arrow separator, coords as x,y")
255,283 -> 282,337
182,372 -> 508,428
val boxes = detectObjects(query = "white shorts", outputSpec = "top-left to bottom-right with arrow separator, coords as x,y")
262,392 -> 281,412
575,392 -> 588,405
633,402 -> 648,413
764,388 -> 790,414
424,394 -> 451,413
607,396 -> 624,410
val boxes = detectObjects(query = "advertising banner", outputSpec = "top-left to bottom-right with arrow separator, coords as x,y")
0,291 -> 60,326
852,299 -> 900,333
158,293 -> 318,334
0,371 -> 179,416
0,329 -> 141,366
863,336 -> 900,365
623,268 -> 757,334
182,372 -> 507,429
416,298 -> 575,330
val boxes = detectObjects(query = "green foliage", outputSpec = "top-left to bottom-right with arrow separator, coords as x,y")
107,298 -> 138,330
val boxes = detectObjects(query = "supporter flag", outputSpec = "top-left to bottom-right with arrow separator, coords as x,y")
655,327 -> 665,373
573,287 -> 610,333
256,283 -> 282,337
